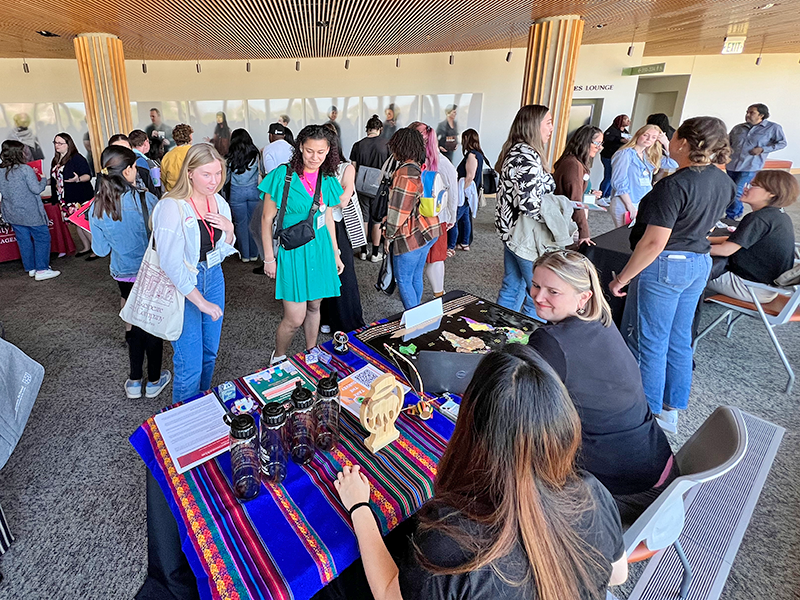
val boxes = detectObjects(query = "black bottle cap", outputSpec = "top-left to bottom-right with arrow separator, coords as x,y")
262,403 -> 287,427
229,414 -> 257,439
291,381 -> 314,410
317,373 -> 339,397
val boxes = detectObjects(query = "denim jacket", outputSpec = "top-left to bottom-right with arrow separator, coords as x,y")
152,194 -> 237,296
89,188 -> 158,279
226,158 -> 262,188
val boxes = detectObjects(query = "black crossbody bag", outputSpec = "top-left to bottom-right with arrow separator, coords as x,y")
273,166 -> 322,251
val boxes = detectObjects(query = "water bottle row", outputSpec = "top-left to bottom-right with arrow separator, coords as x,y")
230,373 -> 341,501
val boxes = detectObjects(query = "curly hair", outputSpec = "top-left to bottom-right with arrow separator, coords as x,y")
288,125 -> 338,176
388,128 -> 425,164
173,123 -> 193,145
675,117 -> 731,166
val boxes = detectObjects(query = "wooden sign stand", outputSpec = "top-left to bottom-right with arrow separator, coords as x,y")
359,373 -> 404,453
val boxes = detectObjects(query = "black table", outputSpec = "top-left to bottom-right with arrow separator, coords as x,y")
581,226 -> 632,327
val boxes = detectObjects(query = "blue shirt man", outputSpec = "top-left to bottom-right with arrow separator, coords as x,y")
726,104 -> 787,219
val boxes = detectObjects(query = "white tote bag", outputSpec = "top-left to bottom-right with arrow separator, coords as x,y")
120,235 -> 193,341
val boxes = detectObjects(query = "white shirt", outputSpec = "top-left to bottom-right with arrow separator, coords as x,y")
262,139 -> 295,174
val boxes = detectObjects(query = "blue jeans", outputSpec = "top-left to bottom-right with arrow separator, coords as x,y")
229,184 -> 261,260
393,238 -> 436,309
725,170 -> 757,219
11,224 -> 51,272
447,204 -> 472,249
621,251 -> 711,414
171,262 -> 225,402
497,244 -> 539,319
600,156 -> 613,198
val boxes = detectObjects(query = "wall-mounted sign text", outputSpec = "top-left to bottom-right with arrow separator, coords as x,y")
574,84 -> 614,92
621,63 -> 666,76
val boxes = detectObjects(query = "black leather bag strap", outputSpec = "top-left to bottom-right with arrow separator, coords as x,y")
138,189 -> 151,244
274,165 -> 293,236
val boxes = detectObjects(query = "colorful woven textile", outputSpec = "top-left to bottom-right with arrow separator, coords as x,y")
130,340 -> 454,600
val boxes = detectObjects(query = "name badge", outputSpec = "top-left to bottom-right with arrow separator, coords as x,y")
638,177 -> 651,187
583,173 -> 590,181
317,213 -> 326,229
206,248 -> 222,268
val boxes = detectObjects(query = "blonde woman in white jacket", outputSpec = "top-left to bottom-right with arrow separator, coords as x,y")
153,143 -> 237,401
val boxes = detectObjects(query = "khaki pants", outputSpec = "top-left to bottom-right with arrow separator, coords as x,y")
706,271 -> 777,304
609,196 -> 634,228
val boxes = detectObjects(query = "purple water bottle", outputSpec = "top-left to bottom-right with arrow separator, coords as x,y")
314,373 -> 340,452
260,403 -> 288,484
289,382 -> 316,465
229,414 -> 261,501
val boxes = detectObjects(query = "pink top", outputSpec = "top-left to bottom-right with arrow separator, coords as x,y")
299,170 -> 324,209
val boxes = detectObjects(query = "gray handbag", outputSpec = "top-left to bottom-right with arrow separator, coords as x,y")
355,165 -> 383,198
0,338 -> 45,470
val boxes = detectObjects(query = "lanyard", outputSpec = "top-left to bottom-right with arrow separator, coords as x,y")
190,196 -> 216,249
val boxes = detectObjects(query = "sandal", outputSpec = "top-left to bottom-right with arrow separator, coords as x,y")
446,248 -> 456,258
458,245 -> 470,252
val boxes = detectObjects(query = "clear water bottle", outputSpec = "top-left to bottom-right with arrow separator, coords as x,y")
315,373 -> 340,452
229,414 -> 261,501
260,403 -> 288,484
289,382 -> 316,465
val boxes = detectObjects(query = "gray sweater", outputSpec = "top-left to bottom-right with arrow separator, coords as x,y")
0,165 -> 48,227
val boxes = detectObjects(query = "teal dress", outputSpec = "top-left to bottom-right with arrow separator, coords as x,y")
258,165 -> 343,302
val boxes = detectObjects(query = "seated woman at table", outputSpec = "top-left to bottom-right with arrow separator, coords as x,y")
527,250 -> 676,524
259,125 -> 345,364
0,140 -> 58,280
707,170 -> 798,303
333,344 -> 628,600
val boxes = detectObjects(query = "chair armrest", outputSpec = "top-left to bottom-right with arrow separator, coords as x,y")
742,279 -> 795,295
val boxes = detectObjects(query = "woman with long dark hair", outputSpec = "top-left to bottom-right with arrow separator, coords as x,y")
226,128 -> 263,262
207,111 -> 231,157
333,344 -> 627,600
320,125 -> 366,334
553,125 -> 604,246
447,128 -> 485,254
599,115 -> 630,200
385,128 -> 442,309
610,117 -> 736,434
259,125 -> 345,364
495,104 -> 556,318
0,140 -> 57,279
51,131 -> 95,258
89,146 -> 170,399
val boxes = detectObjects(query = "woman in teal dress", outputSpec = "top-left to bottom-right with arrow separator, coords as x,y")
259,125 -> 345,364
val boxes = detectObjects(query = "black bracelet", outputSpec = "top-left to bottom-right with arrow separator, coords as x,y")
348,502 -> 372,517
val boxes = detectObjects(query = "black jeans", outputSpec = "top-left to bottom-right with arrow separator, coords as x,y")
119,281 -> 163,382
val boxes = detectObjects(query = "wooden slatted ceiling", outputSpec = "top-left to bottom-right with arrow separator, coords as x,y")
1,0 -> 798,60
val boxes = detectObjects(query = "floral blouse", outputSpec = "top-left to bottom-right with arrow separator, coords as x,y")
495,143 -> 555,242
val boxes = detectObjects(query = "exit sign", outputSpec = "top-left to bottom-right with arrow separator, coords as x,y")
722,36 -> 747,54
622,63 -> 666,76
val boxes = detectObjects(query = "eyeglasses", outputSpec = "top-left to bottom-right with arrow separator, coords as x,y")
743,182 -> 762,192
591,141 -> 604,148
53,141 -> 67,146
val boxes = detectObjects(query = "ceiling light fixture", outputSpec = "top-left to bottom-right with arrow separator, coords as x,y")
295,60 -> 301,71
628,26 -> 637,57
756,37 -> 765,65
505,26 -> 513,62
22,58 -> 30,74
36,30 -> 59,37
594,24 -> 606,29
345,58 -> 350,69
396,56 -> 401,68
246,61 -> 251,72
506,50 -> 513,62
755,3 -> 775,9
449,52 -> 454,65
196,60 -> 201,73
142,59 -> 147,74
316,20 -> 329,27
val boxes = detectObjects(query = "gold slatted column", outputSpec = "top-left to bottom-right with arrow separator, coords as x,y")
521,16 -> 584,167
74,33 -> 133,164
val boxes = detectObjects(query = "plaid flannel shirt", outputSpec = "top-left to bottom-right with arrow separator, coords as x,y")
386,162 -> 440,255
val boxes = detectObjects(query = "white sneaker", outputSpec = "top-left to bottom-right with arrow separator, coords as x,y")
655,408 -> 678,434
320,325 -> 331,334
242,257 -> 251,263
370,252 -> 384,263
597,197 -> 611,208
34,269 -> 61,281
28,270 -> 35,277
359,249 -> 368,261
269,350 -> 287,366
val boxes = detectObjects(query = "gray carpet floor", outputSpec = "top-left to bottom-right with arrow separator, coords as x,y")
0,198 -> 798,600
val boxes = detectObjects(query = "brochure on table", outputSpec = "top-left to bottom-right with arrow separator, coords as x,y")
339,364 -> 412,419
243,360 -> 316,406
153,392 -> 230,474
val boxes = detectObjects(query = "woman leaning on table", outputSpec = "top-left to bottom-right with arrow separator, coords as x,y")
259,125 -> 345,365
329,345 -> 627,600
528,250 -> 676,524
50,131 -> 96,258
153,143 -> 237,402
609,117 -> 736,435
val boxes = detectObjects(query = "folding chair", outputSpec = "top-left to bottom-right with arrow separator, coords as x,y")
621,406 -> 748,600
693,265 -> 800,394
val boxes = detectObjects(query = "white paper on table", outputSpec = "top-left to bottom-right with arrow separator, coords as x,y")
400,297 -> 443,329
154,393 -> 230,474
338,364 -> 412,419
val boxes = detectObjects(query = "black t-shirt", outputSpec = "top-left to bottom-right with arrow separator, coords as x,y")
630,165 -> 735,253
529,318 -> 673,495
600,127 -> 626,159
398,472 -> 624,600
198,219 -> 223,262
436,121 -> 458,160
727,206 -> 795,283
349,135 -> 389,170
